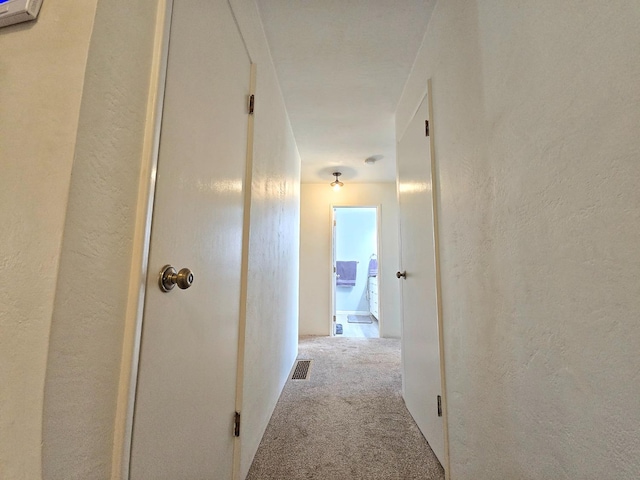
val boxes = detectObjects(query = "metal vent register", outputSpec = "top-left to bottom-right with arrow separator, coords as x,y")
291,360 -> 312,380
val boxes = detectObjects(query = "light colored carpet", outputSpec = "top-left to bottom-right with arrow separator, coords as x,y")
246,336 -> 445,480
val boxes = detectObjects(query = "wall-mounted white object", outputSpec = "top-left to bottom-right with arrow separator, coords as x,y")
0,0 -> 43,28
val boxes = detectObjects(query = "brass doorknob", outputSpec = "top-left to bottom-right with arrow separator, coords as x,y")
396,271 -> 406,279
159,265 -> 194,292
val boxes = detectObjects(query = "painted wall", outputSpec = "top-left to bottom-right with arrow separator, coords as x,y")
40,1 -> 162,478
0,2 -> 99,478
335,208 -> 377,313
396,1 -> 640,478
299,183 -> 401,338
230,1 -> 302,477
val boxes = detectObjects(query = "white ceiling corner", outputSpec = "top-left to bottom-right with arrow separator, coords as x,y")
255,0 -> 436,183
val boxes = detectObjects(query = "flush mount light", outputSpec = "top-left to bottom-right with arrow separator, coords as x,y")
330,172 -> 344,191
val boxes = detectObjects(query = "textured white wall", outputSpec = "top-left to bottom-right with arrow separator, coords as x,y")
0,2 -> 98,478
210,2 -> 302,478
40,1 -> 161,478
299,183 -> 401,338
397,1 -> 640,478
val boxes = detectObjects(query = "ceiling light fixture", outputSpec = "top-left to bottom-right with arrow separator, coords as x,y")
330,172 -> 344,191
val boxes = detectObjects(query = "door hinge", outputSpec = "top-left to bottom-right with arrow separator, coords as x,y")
248,94 -> 255,115
437,395 -> 442,417
425,120 -> 430,137
234,411 -> 241,437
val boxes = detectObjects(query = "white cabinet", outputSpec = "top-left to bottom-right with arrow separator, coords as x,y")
368,276 -> 379,319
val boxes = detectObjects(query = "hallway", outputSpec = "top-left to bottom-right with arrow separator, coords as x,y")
246,337 -> 444,480
4,1 -> 640,477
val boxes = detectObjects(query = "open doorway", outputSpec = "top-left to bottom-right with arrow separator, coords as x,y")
331,206 -> 380,338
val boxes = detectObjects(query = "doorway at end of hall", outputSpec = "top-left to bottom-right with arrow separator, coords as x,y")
331,206 -> 380,338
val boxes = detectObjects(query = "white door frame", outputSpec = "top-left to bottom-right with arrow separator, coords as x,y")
425,79 -> 451,478
329,205 -> 382,337
330,207 -> 337,335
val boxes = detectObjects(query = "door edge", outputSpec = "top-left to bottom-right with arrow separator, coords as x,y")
110,1 -> 174,478
426,78 -> 452,480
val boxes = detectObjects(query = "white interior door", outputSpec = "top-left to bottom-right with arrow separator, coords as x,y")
397,91 -> 445,464
129,1 -> 251,478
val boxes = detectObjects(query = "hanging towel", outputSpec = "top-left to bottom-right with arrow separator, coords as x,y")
336,261 -> 357,286
368,258 -> 378,277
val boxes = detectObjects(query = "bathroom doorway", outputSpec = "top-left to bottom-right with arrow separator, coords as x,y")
331,206 -> 380,338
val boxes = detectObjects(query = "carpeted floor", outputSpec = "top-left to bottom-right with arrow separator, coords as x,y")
246,336 -> 444,480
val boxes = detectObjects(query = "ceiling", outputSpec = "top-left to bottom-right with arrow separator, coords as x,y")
255,0 -> 436,184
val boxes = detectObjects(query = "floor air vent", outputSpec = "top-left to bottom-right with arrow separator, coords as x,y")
291,360 -> 312,380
